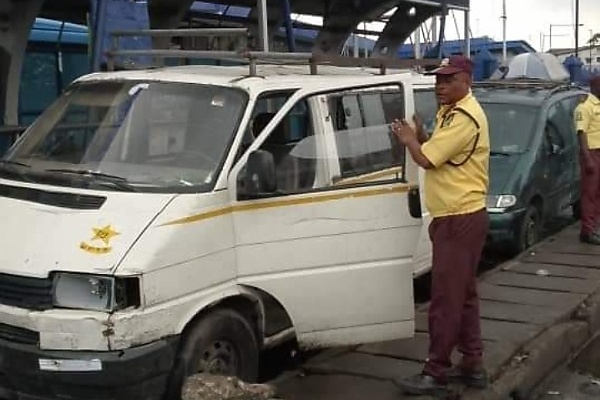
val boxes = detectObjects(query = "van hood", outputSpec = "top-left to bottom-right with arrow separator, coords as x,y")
488,154 -> 522,195
0,181 -> 174,278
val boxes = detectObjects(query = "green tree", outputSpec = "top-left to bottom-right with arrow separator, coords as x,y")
589,33 -> 600,45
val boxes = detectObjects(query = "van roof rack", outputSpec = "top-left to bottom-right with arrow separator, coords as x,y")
473,79 -> 572,90
105,28 -> 441,76
473,79 -> 586,101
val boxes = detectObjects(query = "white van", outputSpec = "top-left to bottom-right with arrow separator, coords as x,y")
0,57 -> 434,399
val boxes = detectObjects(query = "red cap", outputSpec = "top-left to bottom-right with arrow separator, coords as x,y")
427,55 -> 474,76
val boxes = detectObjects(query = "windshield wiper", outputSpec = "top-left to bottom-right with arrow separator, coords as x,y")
0,159 -> 31,168
0,159 -> 34,182
44,168 -> 136,192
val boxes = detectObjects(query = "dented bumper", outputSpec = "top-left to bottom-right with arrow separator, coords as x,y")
0,335 -> 179,400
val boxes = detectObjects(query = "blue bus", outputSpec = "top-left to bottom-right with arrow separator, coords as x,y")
19,18 -> 90,125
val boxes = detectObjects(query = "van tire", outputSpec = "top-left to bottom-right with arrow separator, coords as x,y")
515,205 -> 541,254
572,200 -> 581,220
164,309 -> 259,399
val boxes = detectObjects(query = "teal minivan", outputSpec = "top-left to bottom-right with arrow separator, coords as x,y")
415,82 -> 586,254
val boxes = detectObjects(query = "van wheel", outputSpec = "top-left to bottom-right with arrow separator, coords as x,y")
164,309 -> 259,399
516,205 -> 541,253
572,200 -> 581,220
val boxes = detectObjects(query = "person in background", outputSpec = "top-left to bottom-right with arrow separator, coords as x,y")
575,76 -> 600,245
391,55 -> 491,396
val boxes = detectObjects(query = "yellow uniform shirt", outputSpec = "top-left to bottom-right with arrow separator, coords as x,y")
575,94 -> 600,149
421,92 -> 490,218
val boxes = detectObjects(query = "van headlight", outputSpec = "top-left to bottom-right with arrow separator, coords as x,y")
53,273 -> 116,312
486,195 -> 517,213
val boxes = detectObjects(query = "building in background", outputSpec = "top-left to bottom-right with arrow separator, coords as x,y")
550,45 -> 600,68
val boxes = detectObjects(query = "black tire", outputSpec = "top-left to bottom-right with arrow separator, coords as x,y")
514,205 -> 541,254
164,309 -> 259,399
572,200 -> 582,220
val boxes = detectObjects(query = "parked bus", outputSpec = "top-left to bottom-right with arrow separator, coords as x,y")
20,18 -> 89,125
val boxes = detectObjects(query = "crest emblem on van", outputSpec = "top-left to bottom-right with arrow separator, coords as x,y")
80,225 -> 120,255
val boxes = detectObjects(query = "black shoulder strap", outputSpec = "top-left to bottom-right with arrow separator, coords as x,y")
446,106 -> 481,167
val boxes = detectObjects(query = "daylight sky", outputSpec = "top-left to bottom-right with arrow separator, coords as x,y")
292,0 -> 600,52
466,0 -> 600,51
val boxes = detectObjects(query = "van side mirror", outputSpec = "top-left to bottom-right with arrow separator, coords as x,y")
544,122 -> 563,156
244,150 -> 277,196
408,187 -> 422,219
550,143 -> 562,155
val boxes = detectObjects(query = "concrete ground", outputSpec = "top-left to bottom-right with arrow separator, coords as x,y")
270,223 -> 600,400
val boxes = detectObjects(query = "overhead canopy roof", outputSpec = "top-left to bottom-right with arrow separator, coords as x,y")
38,0 -> 470,56
39,0 -> 469,27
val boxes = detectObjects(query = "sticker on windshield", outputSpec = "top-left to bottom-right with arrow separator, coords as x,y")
80,225 -> 120,255
211,96 -> 226,107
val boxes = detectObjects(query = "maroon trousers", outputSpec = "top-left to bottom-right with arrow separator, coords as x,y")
423,209 -> 489,383
580,150 -> 600,235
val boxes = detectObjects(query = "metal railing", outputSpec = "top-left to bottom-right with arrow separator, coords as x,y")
106,28 -> 441,76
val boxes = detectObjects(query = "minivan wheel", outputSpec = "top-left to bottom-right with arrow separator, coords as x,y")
516,205 -> 541,253
572,200 -> 582,220
164,309 -> 259,399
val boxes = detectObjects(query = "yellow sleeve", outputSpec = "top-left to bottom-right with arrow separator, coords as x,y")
575,102 -> 592,133
421,111 -> 478,167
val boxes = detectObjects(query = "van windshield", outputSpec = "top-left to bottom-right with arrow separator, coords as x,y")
480,102 -> 538,154
3,81 -> 247,193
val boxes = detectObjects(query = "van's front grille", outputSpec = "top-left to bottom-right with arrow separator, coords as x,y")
0,273 -> 53,310
0,323 -> 39,345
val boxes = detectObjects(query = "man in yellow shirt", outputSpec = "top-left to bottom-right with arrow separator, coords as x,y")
391,55 -> 490,396
575,76 -> 600,245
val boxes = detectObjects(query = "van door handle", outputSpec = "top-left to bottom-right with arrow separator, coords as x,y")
408,187 -> 422,219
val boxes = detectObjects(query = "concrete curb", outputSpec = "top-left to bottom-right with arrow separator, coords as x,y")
461,321 -> 588,400
461,284 -> 600,400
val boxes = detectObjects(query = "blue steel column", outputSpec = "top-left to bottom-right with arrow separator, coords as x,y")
90,0 -> 108,72
437,0 -> 448,59
281,0 -> 295,52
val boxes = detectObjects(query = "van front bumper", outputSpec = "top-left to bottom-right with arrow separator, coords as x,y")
0,335 -> 179,400
487,208 -> 527,245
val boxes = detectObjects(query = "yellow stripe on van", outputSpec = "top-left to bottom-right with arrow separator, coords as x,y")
161,183 -> 416,227
333,166 -> 403,186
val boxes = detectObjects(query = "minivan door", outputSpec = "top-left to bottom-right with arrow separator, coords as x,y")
229,84 -> 419,348
410,87 -> 437,276
543,102 -> 575,214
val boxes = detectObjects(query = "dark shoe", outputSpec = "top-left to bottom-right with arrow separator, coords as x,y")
393,373 -> 448,396
580,232 -> 600,245
447,366 -> 489,389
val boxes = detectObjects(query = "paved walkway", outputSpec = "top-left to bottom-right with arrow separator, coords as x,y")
272,223 -> 600,400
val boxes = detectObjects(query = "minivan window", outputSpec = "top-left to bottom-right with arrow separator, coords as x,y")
480,103 -> 538,154
328,88 -> 405,182
414,89 -> 438,134
4,81 -> 248,193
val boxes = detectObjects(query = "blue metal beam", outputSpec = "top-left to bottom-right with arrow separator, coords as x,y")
280,0 -> 295,51
90,0 -> 108,72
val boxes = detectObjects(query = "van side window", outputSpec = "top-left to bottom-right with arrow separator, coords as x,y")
238,99 -> 317,197
327,86 -> 405,184
545,103 -> 569,151
560,95 -> 584,146
235,91 -> 296,163
413,89 -> 438,135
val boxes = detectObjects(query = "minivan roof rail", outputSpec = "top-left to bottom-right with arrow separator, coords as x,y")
473,80 -> 572,90
105,28 -> 440,76
473,79 -> 586,99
